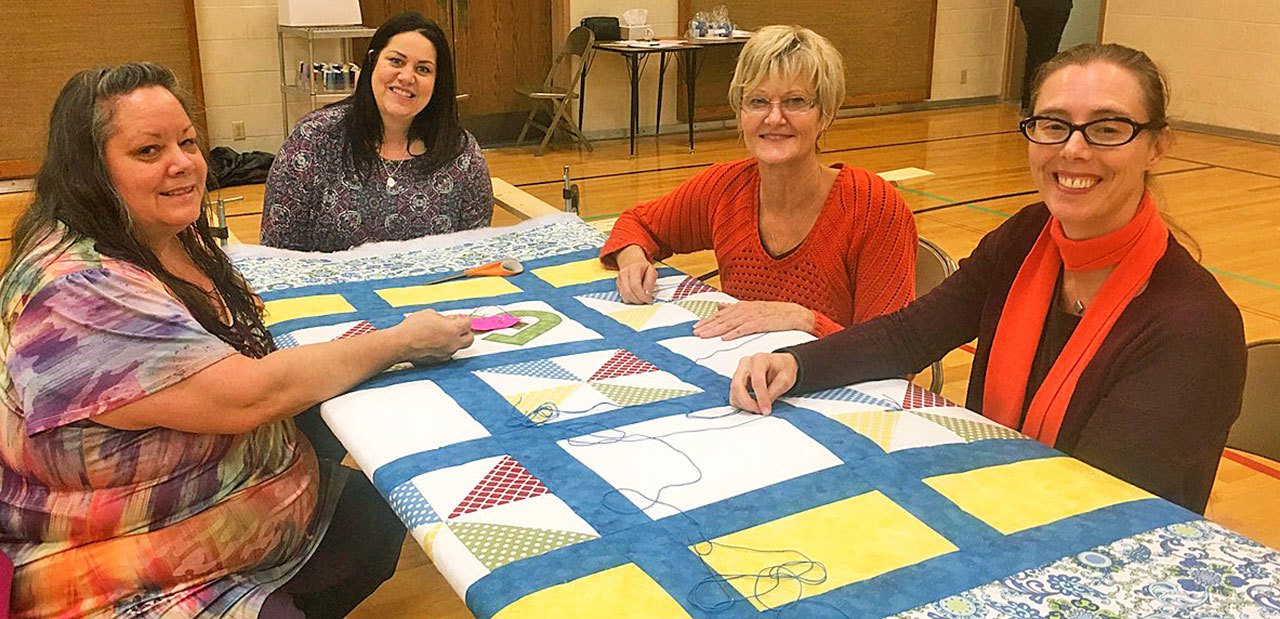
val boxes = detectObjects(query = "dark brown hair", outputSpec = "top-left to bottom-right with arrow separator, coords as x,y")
1030,43 -> 1170,129
2,62 -> 274,357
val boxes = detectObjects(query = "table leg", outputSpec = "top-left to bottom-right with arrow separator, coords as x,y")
578,61 -> 587,132
685,49 -> 698,153
627,54 -> 639,158
656,53 -> 668,135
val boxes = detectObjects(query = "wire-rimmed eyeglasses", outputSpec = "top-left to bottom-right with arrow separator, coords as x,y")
740,95 -> 817,116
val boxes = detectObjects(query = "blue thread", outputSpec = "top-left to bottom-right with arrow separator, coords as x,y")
691,332 -> 772,364
562,407 -> 847,615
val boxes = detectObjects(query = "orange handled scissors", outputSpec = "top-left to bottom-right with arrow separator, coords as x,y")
423,258 -> 523,285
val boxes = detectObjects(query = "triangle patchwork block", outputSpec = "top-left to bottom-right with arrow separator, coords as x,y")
505,383 -> 583,416
832,410 -> 901,452
388,480 -> 442,528
421,522 -> 444,557
608,304 -> 661,329
914,411 -> 1024,443
806,387 -> 901,410
673,300 -> 720,319
578,290 -> 624,303
669,277 -> 717,300
591,382 -> 700,407
450,521 -> 597,571
587,350 -> 660,382
274,332 -> 300,349
448,456 -> 550,519
335,320 -> 377,340
485,358 -> 579,382
903,384 -> 954,409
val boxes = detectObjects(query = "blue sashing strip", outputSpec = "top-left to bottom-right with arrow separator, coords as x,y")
262,244 -> 1204,618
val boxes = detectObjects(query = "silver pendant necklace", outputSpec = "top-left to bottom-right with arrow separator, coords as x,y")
381,157 -> 407,190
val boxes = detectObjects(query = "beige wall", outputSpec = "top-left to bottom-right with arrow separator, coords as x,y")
195,0 -> 344,153
192,1 -> 1024,152
1103,0 -> 1280,136
929,0 -> 1012,101
571,0 -> 685,135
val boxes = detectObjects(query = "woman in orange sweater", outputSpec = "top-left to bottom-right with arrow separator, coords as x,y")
599,25 -> 917,339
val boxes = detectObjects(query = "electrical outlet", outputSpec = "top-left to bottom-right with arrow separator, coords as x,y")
959,69 -> 968,85
231,120 -> 247,141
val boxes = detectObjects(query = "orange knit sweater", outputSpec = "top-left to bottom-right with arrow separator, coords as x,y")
600,159 -> 917,336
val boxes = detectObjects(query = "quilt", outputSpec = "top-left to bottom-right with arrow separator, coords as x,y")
233,215 -> 1280,618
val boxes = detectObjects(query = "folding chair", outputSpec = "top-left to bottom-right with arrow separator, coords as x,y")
516,26 -> 596,156
1226,339 -> 1280,462
916,236 -> 958,393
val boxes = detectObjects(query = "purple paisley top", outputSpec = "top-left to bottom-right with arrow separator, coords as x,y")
260,104 -> 493,252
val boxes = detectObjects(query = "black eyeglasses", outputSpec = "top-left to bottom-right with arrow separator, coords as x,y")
1019,115 -> 1162,147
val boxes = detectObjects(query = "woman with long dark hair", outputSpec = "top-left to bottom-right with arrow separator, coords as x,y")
260,11 -> 493,251
0,62 -> 474,617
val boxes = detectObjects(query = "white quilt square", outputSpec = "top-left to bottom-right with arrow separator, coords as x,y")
273,318 -> 378,349
559,407 -> 843,519
439,300 -> 603,359
407,455 -> 600,593
321,380 -> 489,471
474,348 -> 702,424
658,331 -> 813,378
575,275 -> 737,330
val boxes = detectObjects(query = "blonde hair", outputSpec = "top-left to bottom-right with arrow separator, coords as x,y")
728,25 -> 845,126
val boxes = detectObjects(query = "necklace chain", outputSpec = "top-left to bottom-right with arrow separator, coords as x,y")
381,156 -> 407,190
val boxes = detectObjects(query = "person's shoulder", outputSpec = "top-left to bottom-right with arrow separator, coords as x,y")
287,104 -> 349,142
994,201 -> 1053,235
1146,240 -> 1242,326
459,129 -> 481,149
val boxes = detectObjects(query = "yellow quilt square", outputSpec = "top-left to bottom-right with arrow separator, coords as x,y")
924,456 -> 1154,535
693,491 -> 956,611
531,258 -> 615,288
375,277 -> 521,307
262,294 -> 355,326
493,563 -> 689,618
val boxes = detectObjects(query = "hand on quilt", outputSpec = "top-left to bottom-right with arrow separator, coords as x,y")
395,311 -> 475,363
692,301 -> 815,340
730,352 -> 798,415
615,245 -> 657,304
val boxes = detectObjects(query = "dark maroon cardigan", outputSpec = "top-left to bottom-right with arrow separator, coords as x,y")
784,203 -> 1246,513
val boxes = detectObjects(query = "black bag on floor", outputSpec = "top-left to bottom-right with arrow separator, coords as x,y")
206,146 -> 275,189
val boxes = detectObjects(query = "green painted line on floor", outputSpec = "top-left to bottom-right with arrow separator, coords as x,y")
899,187 -> 1280,291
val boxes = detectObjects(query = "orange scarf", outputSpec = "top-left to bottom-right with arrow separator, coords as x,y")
984,192 -> 1168,445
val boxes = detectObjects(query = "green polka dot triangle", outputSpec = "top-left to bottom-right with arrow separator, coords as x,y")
913,411 -> 1024,442
591,382 -> 700,407
450,521 -> 597,571
673,300 -> 720,319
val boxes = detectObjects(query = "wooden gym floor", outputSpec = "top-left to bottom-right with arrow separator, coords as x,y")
1,103 -> 1277,617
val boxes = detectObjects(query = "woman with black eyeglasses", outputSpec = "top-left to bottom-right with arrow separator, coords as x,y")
600,25 -> 917,341
729,43 -> 1246,514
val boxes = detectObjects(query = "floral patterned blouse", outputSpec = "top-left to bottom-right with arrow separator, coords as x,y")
260,104 -> 494,252
0,225 -> 342,617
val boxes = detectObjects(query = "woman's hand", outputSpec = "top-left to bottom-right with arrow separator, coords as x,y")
693,301 -> 815,340
393,310 -> 474,363
615,245 -> 657,304
730,352 -> 798,415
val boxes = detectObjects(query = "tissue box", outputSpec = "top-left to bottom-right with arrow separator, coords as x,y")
278,0 -> 362,26
622,24 -> 655,40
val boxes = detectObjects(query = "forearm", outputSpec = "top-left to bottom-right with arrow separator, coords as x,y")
99,328 -> 413,434
240,329 -> 410,422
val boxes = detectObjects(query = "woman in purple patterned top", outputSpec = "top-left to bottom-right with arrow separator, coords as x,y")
261,12 -> 494,252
